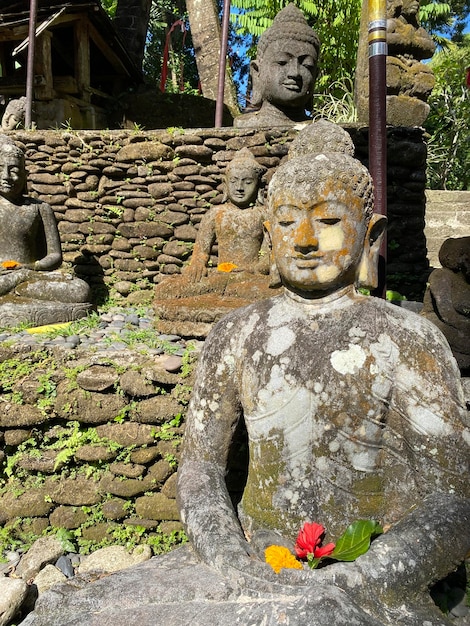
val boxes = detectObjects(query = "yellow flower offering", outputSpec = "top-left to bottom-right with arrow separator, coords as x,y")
1,260 -> 19,269
265,545 -> 303,574
217,262 -> 238,273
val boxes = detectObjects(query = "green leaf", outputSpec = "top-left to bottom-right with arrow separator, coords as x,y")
330,520 -> 383,562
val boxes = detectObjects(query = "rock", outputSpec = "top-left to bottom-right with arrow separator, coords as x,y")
15,536 -> 64,582
162,355 -> 182,373
33,564 -> 67,594
55,556 -> 75,578
77,545 -> 152,575
0,576 -> 28,626
76,365 -> 119,391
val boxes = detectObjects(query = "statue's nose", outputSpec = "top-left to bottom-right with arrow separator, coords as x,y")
294,220 -> 318,250
287,59 -> 301,77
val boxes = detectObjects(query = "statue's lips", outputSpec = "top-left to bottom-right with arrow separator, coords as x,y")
293,256 -> 323,268
282,82 -> 302,92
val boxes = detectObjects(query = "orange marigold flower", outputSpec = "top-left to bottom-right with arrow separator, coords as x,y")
217,262 -> 238,273
265,545 -> 303,574
1,260 -> 19,269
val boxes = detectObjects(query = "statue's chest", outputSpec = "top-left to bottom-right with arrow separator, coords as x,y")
239,321 -> 395,467
216,210 -> 263,238
0,205 -> 39,239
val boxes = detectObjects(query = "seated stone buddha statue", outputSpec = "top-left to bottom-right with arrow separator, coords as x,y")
421,236 -> 470,376
0,136 -> 92,326
154,147 -> 281,336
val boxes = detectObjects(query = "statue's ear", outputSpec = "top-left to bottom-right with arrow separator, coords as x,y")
250,59 -> 263,106
356,214 -> 387,290
263,221 -> 282,288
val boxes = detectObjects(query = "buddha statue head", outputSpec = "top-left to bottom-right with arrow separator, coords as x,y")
265,151 -> 386,294
224,148 -> 266,208
235,4 -> 320,127
0,135 -> 27,201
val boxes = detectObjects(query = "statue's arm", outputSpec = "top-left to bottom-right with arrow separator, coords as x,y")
392,320 -> 470,495
36,203 -> 62,270
183,209 -> 216,281
177,325 -> 278,584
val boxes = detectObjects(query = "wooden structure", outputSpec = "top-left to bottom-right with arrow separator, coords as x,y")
0,0 -> 142,128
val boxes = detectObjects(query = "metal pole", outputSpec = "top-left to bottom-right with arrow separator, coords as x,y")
25,0 -> 38,129
368,0 -> 387,296
215,0 -> 231,127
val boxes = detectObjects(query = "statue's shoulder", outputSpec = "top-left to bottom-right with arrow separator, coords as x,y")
208,295 -> 281,338
364,295 -> 455,349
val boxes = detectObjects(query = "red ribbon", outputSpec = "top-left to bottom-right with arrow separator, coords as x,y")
160,20 -> 187,93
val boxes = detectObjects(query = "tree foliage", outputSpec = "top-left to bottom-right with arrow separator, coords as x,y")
419,0 -> 470,44
424,36 -> 470,189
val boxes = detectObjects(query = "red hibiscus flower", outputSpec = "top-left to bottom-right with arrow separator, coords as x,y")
295,522 -> 335,559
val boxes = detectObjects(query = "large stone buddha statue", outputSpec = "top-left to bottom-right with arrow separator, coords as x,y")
22,127 -> 470,626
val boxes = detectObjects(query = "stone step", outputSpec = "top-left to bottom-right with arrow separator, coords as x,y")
424,190 -> 470,268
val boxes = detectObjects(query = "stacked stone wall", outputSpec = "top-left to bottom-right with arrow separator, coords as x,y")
0,344 -> 194,549
7,125 -> 429,301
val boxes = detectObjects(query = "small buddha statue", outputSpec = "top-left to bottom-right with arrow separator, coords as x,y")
183,147 -> 269,283
234,4 -> 320,128
0,136 -> 91,324
421,236 -> 470,375
154,148 -> 279,334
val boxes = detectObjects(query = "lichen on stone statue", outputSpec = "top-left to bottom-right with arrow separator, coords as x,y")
0,135 -> 92,326
234,3 -> 320,128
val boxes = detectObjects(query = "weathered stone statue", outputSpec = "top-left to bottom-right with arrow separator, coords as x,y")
1,97 -> 27,131
177,147 -> 470,621
154,148 -> 280,336
21,130 -> 470,626
421,236 -> 470,375
234,4 -> 320,128
0,136 -> 92,326
183,147 -> 268,281
355,0 -> 435,126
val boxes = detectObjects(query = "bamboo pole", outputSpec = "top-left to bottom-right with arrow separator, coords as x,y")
215,0 -> 231,127
368,0 -> 387,296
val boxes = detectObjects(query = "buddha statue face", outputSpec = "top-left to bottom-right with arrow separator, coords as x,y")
0,148 -> 25,201
254,39 -> 318,109
226,166 -> 259,208
266,153 -> 384,295
249,4 -> 320,111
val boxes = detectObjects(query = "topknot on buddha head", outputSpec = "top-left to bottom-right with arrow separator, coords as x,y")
256,3 -> 320,61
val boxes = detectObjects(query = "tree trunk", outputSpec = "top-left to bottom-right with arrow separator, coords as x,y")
114,0 -> 153,70
186,0 -> 239,116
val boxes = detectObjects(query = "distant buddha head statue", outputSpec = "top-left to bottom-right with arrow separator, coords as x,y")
1,97 -> 27,131
235,4 -> 320,127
